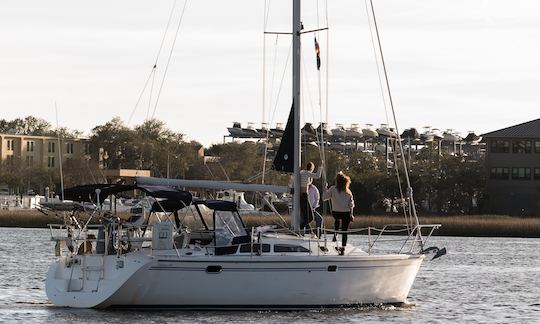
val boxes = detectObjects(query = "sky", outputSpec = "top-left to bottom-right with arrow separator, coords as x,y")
0,0 -> 539,146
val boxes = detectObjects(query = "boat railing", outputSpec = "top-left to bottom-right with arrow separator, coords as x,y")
48,223 -> 155,257
306,223 -> 441,255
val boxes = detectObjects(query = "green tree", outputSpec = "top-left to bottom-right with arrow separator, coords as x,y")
90,117 -> 138,169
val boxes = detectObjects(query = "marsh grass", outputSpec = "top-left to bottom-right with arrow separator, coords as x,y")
1,210 -> 538,237
0,210 -> 59,228
241,214 -> 540,238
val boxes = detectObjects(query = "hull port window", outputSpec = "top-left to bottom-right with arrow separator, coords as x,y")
274,244 -> 310,253
239,243 -> 270,253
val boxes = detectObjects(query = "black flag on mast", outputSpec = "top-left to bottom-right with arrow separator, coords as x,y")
314,37 -> 321,70
272,102 -> 295,173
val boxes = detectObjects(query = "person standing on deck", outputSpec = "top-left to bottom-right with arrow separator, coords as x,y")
299,162 -> 323,229
308,183 -> 322,236
323,172 -> 355,255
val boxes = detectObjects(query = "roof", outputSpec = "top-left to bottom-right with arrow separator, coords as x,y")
0,133 -> 89,141
482,118 -> 540,139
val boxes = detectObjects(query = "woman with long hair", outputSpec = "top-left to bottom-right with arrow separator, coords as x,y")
323,172 -> 355,255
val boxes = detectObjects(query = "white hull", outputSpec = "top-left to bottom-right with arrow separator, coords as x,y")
46,251 -> 423,309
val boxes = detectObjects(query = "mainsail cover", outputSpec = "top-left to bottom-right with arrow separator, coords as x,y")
272,102 -> 294,173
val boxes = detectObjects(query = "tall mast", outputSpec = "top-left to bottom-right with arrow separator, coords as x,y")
291,0 -> 301,231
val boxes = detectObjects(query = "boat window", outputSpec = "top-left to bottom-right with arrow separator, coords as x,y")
239,243 -> 270,253
214,210 -> 248,246
274,244 -> 310,253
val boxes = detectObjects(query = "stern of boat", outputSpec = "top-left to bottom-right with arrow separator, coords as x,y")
45,253 -> 151,308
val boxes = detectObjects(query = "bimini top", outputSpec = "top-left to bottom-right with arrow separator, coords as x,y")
64,184 -> 241,214
194,199 -> 238,212
64,184 -> 192,207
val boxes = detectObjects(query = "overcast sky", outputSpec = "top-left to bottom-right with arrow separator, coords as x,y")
1,0 -> 539,146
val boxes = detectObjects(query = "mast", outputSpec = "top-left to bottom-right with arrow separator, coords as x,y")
291,0 -> 301,231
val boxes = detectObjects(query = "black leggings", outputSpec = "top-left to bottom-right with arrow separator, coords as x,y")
332,211 -> 352,246
300,193 -> 313,229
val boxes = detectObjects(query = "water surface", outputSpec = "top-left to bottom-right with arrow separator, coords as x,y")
0,228 -> 538,323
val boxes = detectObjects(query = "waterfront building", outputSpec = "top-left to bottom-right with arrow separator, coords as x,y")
483,118 -> 540,216
0,133 -> 91,170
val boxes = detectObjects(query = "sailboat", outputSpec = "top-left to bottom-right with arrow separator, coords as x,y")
45,1 -> 443,309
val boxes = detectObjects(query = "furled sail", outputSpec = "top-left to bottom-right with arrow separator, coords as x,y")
272,102 -> 294,173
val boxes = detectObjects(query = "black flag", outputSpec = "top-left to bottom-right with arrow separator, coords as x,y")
314,37 -> 321,70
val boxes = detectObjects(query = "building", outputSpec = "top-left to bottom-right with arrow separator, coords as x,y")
0,133 -> 91,170
482,118 -> 540,216
102,169 -> 151,185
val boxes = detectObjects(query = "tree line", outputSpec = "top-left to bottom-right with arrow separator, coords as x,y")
0,116 -> 486,215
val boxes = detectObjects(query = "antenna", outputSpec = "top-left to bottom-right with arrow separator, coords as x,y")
55,102 -> 65,201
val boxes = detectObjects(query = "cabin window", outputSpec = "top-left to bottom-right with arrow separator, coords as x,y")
534,168 -> 540,180
214,211 -> 248,247
274,244 -> 310,253
489,167 -> 509,180
512,140 -> 532,153
490,140 -> 509,153
239,243 -> 270,253
511,167 -> 531,180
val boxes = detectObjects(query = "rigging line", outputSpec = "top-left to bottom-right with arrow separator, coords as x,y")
324,0 -> 329,124
264,0 -> 271,30
127,66 -> 155,126
151,0 -> 189,119
146,68 -> 157,120
261,0 -> 268,184
301,45 -> 325,167
300,50 -> 317,124
154,0 -> 180,66
268,40 -> 293,127
85,161 -> 97,184
128,0 -> 178,126
267,35 -> 280,124
262,0 -> 269,125
322,2 -> 329,215
364,0 -> 390,126
263,36 -> 289,184
391,139 -> 411,234
314,12 -> 326,186
316,0 -> 320,30
368,0 -> 421,231
54,102 -> 64,201
301,45 -> 325,169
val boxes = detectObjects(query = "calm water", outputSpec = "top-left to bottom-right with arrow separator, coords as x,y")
0,228 -> 538,323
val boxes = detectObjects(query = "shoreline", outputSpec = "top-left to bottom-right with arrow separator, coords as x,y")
1,210 -> 539,238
